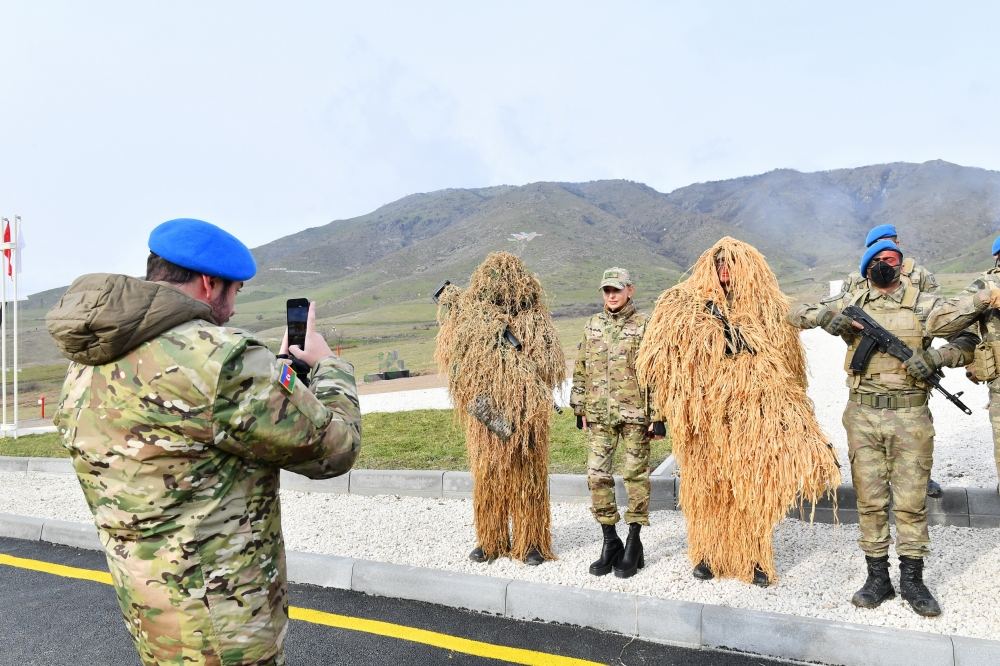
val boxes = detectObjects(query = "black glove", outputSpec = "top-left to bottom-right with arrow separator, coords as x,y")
905,348 -> 942,381
277,354 -> 312,387
651,421 -> 666,437
576,415 -> 585,430
819,308 -> 855,337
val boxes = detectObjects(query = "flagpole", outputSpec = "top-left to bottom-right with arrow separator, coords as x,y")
1,217 -> 7,433
12,215 -> 20,437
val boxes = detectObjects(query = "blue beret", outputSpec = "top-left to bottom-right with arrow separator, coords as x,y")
865,224 -> 898,247
149,218 -> 256,281
860,239 -> 903,275
992,237 -> 1000,256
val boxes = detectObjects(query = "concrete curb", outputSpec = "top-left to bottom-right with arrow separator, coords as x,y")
2,512 -> 997,666
6,456 -> 997,529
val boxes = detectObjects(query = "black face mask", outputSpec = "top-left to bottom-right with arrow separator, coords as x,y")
869,260 -> 900,287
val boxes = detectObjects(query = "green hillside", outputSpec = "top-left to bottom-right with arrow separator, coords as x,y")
16,160 -> 1000,385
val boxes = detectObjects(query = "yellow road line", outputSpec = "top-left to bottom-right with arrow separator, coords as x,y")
288,605 -> 600,666
0,553 -> 114,585
0,552 -> 601,666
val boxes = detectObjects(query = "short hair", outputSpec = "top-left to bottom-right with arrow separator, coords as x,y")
146,252 -> 198,283
146,252 -> 233,292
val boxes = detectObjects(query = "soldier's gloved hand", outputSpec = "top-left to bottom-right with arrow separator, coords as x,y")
576,415 -> 585,430
651,421 -> 666,438
817,307 -> 855,337
977,287 -> 1000,309
905,348 -> 943,380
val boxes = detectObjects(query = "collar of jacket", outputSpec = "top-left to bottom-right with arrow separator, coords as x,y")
46,273 -> 214,366
604,299 -> 636,321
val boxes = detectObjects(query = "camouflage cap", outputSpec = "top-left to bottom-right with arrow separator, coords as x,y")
600,267 -> 632,290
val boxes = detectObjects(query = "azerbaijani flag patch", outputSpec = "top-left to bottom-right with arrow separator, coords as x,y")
278,363 -> 296,394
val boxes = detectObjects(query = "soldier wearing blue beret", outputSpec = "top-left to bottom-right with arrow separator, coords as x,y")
837,224 -> 943,498
47,217 -> 362,665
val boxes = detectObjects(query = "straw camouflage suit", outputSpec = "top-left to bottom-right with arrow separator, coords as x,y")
435,252 -> 566,564
635,237 -> 841,585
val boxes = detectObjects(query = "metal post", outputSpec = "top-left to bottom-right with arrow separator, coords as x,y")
1,216 -> 7,433
12,215 -> 20,437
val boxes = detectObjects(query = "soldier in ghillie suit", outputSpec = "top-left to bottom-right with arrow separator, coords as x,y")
434,252 -> 565,565
47,218 -> 361,665
838,223 -> 944,498
637,237 -> 841,588
789,239 -> 977,617
924,236 -> 1000,493
570,267 -> 665,579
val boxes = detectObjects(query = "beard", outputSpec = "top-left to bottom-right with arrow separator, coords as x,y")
209,291 -> 232,325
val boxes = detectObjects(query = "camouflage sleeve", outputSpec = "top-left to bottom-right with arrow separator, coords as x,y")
937,327 -> 978,368
212,343 -> 361,479
925,277 -> 991,338
786,302 -> 828,330
920,268 -> 940,294
570,330 -> 587,416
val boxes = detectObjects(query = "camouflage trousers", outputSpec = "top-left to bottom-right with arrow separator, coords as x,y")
586,422 -> 651,525
987,389 -> 1000,486
843,400 -> 934,558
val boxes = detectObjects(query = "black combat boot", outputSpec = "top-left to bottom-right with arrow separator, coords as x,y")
898,556 -> 941,617
469,546 -> 489,563
588,524 -> 624,576
692,561 -> 714,580
613,523 -> 644,579
524,547 -> 545,566
752,565 -> 770,588
926,479 -> 943,499
851,555 -> 895,608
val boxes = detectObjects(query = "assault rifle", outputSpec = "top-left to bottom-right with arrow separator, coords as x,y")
842,305 -> 972,415
706,300 -> 754,355
467,326 -> 562,440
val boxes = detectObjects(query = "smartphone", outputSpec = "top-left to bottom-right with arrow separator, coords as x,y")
286,298 -> 309,350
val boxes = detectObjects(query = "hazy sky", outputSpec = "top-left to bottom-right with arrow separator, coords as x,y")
3,1 -> 1000,295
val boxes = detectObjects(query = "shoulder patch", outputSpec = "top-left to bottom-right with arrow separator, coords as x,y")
277,363 -> 296,394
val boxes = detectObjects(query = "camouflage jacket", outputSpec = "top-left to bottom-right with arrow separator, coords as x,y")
570,300 -> 658,425
788,280 -> 975,395
48,274 -> 361,666
841,257 -> 938,296
925,267 -> 1000,390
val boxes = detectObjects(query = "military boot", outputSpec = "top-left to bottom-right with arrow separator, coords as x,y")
851,555 -> 895,609
613,523 -> 644,579
692,561 -> 714,580
926,479 -> 943,498
524,547 -> 545,566
588,524 -> 624,576
898,556 -> 941,617
752,565 -> 770,588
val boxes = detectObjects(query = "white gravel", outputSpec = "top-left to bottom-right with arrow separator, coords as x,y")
3,314 -> 997,642
3,471 -> 998,641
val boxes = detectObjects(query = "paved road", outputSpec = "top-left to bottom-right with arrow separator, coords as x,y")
0,537 -> 797,665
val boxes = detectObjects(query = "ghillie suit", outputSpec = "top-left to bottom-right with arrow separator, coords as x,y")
435,252 -> 566,562
635,237 -> 841,583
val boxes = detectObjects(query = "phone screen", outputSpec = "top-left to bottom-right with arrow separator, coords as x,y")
286,298 -> 309,350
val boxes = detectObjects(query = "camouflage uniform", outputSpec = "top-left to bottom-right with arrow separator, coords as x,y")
571,300 -> 657,526
841,257 -> 939,296
925,268 -> 1000,486
789,281 -> 974,558
47,274 -> 362,666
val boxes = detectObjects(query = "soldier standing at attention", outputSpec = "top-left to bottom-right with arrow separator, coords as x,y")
571,268 -> 664,579
47,218 -> 362,666
840,224 -> 943,497
788,240 -> 976,617
924,237 -> 1000,494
